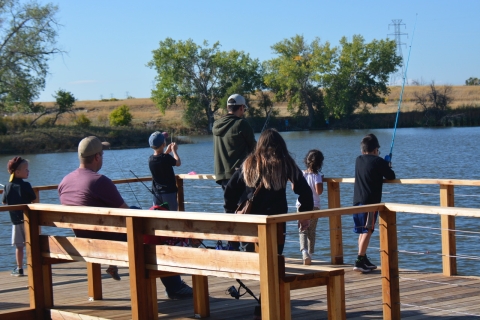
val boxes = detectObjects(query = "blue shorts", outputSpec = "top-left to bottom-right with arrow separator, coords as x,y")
353,204 -> 378,234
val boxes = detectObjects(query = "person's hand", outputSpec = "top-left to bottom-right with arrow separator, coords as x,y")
172,142 -> 178,152
298,219 -> 310,232
165,143 -> 172,153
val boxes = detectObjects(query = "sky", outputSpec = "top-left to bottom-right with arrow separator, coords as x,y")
35,0 -> 480,102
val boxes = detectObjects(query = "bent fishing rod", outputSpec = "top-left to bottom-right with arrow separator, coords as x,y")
386,14 -> 417,164
129,170 -> 167,206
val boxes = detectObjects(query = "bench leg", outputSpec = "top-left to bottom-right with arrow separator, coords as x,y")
42,264 -> 54,308
327,274 -> 346,320
147,275 -> 158,318
87,262 -> 102,300
279,281 -> 291,320
192,275 -> 209,318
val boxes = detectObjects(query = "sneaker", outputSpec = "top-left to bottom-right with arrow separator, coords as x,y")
11,267 -> 24,277
165,280 -> 193,299
302,250 -> 311,265
353,259 -> 371,273
363,255 -> 377,269
106,265 -> 121,281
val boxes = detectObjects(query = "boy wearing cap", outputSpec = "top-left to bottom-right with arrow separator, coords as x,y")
2,156 -> 37,276
148,131 -> 181,210
213,94 -> 256,190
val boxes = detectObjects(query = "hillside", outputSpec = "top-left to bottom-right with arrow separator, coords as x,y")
39,85 -> 480,129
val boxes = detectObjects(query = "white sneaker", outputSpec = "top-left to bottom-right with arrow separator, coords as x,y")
302,250 -> 311,265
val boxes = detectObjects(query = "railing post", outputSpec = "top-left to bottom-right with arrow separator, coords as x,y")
440,184 -> 456,276
176,175 -> 185,212
258,223 -> 281,320
327,181 -> 344,264
33,187 -> 40,203
24,207 -> 46,319
126,216 -> 151,320
379,208 -> 400,320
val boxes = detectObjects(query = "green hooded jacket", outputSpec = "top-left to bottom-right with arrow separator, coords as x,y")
213,114 -> 256,182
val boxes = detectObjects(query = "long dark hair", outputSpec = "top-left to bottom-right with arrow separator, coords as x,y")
243,128 -> 298,190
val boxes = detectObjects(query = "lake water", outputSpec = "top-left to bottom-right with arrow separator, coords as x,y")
1,127 -> 480,275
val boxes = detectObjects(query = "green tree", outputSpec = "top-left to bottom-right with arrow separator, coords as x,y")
31,89 -> 76,126
148,38 -> 262,133
109,105 -> 132,126
324,35 -> 401,119
0,0 -> 61,112
465,77 -> 479,86
263,35 -> 336,128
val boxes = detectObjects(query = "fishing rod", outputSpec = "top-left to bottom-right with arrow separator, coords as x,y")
109,148 -> 143,208
261,109 -> 272,133
386,14 -> 417,165
129,170 -> 166,205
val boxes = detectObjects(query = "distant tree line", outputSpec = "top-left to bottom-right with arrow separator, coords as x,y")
465,77 -> 479,86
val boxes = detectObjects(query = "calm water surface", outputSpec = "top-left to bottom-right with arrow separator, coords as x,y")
1,127 -> 479,275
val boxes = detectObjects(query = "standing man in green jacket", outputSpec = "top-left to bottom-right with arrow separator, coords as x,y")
213,94 -> 256,190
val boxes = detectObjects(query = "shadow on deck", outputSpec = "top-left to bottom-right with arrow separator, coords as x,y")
1,259 -> 480,320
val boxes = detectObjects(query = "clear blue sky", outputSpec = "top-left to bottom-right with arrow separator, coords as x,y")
36,0 -> 480,102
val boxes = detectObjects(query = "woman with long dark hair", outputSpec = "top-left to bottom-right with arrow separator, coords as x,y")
224,129 -> 313,254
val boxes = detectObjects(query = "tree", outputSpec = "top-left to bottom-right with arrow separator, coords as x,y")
109,105 -> 132,126
414,81 -> 453,126
263,35 -> 336,128
465,77 -> 479,86
0,0 -> 61,112
31,89 -> 76,126
324,35 -> 401,119
148,38 -> 262,133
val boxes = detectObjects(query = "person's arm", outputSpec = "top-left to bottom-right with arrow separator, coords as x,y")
224,170 -> 245,213
119,202 -> 129,208
171,143 -> 181,167
380,158 -> 396,180
315,173 -> 323,195
292,167 -> 314,212
241,120 -> 256,153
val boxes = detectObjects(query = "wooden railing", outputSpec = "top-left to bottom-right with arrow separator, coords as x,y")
1,201 -> 480,319
2,174 -> 480,278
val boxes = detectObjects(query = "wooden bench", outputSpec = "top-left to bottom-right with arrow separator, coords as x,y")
25,204 -> 346,320
280,258 -> 345,320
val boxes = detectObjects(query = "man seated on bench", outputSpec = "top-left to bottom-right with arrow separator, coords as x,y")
58,136 -> 193,299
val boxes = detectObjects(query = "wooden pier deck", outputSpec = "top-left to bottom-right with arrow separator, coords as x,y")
1,259 -> 480,320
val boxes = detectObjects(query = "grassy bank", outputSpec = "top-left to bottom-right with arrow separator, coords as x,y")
1,85 -> 479,155
0,126 -> 188,155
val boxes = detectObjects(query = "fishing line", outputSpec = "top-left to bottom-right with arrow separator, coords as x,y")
110,149 -> 142,208
386,14 -> 418,164
129,170 -> 166,205
261,109 -> 272,133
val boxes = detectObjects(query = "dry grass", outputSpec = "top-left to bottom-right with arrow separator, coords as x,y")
39,85 -> 480,127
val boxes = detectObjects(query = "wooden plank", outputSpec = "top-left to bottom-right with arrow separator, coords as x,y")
29,203 -> 270,224
145,263 -> 260,280
49,309 -> 110,320
126,216 -> 150,320
143,218 -> 259,242
440,184 -> 457,276
24,208 -> 46,319
87,263 -> 102,300
39,210 -> 126,232
327,181 -> 344,265
145,245 -> 260,276
40,236 -> 129,262
42,264 -> 54,308
0,309 -> 35,320
258,223 -> 281,320
385,202 -> 480,218
379,209 -> 400,320
192,275 -> 210,318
